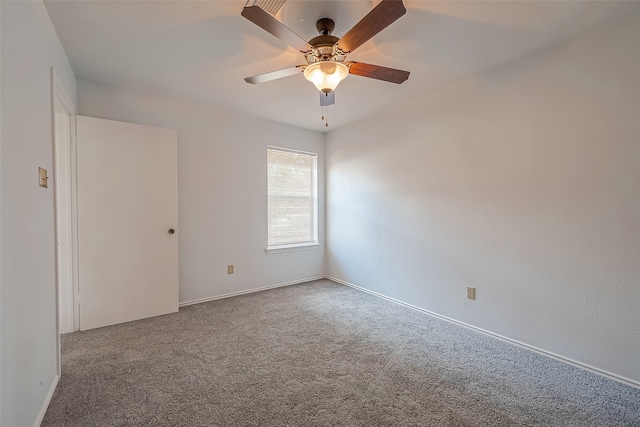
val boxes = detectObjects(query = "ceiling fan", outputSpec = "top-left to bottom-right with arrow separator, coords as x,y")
241,0 -> 410,108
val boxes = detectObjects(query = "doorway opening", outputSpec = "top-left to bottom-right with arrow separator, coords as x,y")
51,69 -> 78,376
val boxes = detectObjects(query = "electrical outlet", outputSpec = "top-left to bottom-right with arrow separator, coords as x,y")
227,265 -> 234,274
466,287 -> 476,300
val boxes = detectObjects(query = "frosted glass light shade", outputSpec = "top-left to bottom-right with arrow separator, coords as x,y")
303,61 -> 349,93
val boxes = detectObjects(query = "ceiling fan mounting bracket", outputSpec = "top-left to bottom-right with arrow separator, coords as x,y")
316,18 -> 335,35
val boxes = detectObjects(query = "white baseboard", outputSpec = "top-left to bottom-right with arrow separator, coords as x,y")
327,276 -> 640,390
34,374 -> 59,427
179,276 -> 326,307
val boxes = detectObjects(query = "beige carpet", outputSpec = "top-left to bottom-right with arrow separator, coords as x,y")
42,279 -> 640,426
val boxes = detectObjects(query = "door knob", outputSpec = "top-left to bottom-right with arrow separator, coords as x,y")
168,228 -> 175,235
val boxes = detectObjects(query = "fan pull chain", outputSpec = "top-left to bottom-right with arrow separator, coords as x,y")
325,106 -> 329,127
321,104 -> 328,127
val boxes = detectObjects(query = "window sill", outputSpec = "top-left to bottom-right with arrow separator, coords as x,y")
265,243 -> 321,254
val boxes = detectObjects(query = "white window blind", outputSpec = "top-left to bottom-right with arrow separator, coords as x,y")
267,148 -> 317,248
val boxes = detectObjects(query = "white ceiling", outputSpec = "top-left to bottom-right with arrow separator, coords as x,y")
44,0 -> 640,132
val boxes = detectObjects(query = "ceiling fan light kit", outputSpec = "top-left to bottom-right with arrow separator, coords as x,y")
241,0 -> 410,124
303,61 -> 349,93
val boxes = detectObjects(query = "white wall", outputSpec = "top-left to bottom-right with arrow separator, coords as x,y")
326,13 -> 640,385
76,80 -> 325,304
0,2 -> 3,423
1,1 -> 77,426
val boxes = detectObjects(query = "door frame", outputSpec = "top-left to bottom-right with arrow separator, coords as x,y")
51,68 -> 78,375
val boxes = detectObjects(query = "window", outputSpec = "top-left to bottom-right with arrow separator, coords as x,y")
267,147 -> 318,250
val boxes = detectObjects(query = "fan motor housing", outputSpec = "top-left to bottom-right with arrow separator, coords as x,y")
308,18 -> 341,61
309,18 -> 338,47
309,34 -> 339,48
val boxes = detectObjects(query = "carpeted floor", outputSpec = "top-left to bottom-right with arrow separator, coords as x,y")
43,279 -> 640,426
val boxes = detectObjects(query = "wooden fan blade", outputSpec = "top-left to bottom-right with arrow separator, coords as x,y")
348,62 -> 410,84
241,6 -> 312,53
336,0 -> 406,54
244,65 -> 305,84
246,0 -> 287,16
320,91 -> 335,106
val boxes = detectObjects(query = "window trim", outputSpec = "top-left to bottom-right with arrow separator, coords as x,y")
265,243 -> 321,254
266,146 -> 318,252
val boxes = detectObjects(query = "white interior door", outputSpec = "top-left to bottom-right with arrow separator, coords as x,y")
76,116 -> 178,330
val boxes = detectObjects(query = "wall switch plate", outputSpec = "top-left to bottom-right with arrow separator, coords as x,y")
227,265 -> 234,274
466,287 -> 476,300
39,167 -> 49,188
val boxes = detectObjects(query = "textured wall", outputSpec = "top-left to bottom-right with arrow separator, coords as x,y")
326,14 -> 640,384
76,79 -> 325,304
1,1 -> 77,425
